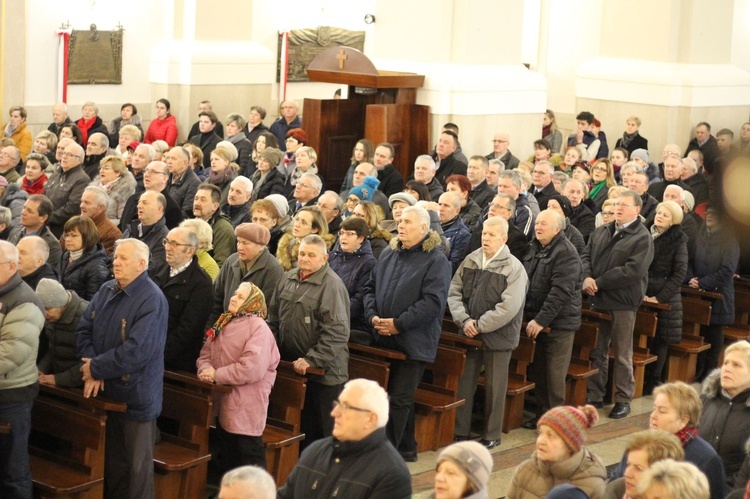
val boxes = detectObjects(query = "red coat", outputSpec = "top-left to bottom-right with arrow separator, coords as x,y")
144,115 -> 178,147
197,315 -> 279,436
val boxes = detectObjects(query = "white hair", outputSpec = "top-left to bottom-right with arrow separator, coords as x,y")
89,132 -> 109,149
664,184 -> 686,201
300,234 -> 328,254
136,144 -> 156,161
220,466 -> 276,499
402,206 -> 430,236
84,186 -> 109,209
482,216 -> 509,237
415,154 -> 437,171
0,240 -> 19,264
179,218 -> 214,251
343,378 -> 389,428
231,176 -> 254,196
115,238 -> 150,266
682,156 -> 698,174
17,236 -> 48,263
299,172 -> 322,194
440,191 -> 461,210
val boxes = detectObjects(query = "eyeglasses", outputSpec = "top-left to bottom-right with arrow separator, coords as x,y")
532,170 -> 548,175
490,203 -> 510,211
338,230 -> 359,237
144,168 -> 168,175
61,152 -> 82,158
592,166 -> 608,173
332,400 -> 371,413
492,140 -> 508,143
162,238 -> 192,247
296,183 -> 313,189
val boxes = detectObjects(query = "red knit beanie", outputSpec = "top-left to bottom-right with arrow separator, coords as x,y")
537,405 -> 599,453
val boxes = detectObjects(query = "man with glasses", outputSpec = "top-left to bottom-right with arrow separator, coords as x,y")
289,172 -> 321,216
207,222 -> 284,327
153,227 -> 213,372
83,132 -> 109,180
531,161 -> 556,210
465,193 -> 528,261
121,190 -> 170,278
268,234 -> 350,449
269,100 -> 301,151
44,141 -> 90,237
0,146 -> 21,183
316,190 -> 343,234
119,161 -> 185,231
485,132 -> 519,170
278,378 -> 411,498
0,240 -> 46,498
582,190 -> 653,419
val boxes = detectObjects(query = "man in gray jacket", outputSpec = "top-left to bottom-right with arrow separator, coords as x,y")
448,216 -> 528,449
267,234 -> 350,448
0,240 -> 46,497
582,190 -> 653,419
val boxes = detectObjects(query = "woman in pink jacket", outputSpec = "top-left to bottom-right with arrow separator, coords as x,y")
198,281 -> 280,470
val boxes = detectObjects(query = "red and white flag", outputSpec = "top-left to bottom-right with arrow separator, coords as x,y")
56,29 -> 72,103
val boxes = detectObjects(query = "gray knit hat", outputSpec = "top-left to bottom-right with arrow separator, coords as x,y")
631,148 -> 649,163
437,441 -> 493,491
265,194 -> 289,218
36,278 -> 69,308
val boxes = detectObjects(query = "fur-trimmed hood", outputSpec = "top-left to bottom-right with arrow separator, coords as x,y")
277,232 -> 336,271
369,228 -> 393,243
388,229 -> 441,252
701,368 -> 750,408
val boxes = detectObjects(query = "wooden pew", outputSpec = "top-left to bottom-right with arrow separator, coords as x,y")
29,384 -> 126,499
666,297 -> 711,383
348,355 -> 390,388
566,321 -> 600,406
416,345 -> 466,451
503,335 -> 536,433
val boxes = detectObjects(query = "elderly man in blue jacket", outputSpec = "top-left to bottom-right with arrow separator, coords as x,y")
364,205 -> 451,462
77,238 -> 168,499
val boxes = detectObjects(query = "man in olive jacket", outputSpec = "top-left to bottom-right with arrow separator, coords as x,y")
522,210 -> 582,427
267,234 -> 350,448
448,216 -> 527,449
582,190 -> 653,419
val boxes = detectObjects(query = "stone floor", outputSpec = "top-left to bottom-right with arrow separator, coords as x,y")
409,395 -> 660,498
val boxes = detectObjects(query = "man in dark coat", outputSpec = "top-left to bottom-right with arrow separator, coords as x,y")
121,190 -> 170,278
269,100 -> 302,151
119,161 -> 185,231
530,160 -> 557,210
363,206 -> 451,460
688,207 -> 740,381
36,279 -> 88,388
582,190 -> 653,419
77,238 -> 168,499
485,132 -> 520,170
278,379 -> 412,498
432,131 -> 468,188
522,210 -> 582,427
682,153 -> 710,205
188,111 -> 222,170
165,147 -> 202,218
187,101 -> 224,140
372,143 -> 404,197
686,122 -> 721,174
154,227 -> 213,373
413,155 -> 445,201
631,171 -> 659,226
48,103 -> 72,136
466,156 -> 495,210
16,236 -> 58,291
44,141 -> 90,237
8,196 -> 63,269
563,178 -> 596,241
465,193 -> 528,262
83,133 -> 109,180
221,177 -> 253,227
648,155 -> 693,202
438,192 -> 470,274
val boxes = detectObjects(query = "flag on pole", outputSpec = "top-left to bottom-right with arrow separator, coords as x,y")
56,29 -> 72,103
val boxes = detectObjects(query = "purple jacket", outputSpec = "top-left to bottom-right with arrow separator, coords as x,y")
197,315 -> 280,436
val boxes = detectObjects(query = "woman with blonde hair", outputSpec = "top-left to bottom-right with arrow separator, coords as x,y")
33,130 -> 58,165
587,158 -> 617,214
351,200 -> 392,259
636,459 -> 710,499
276,206 -> 334,270
180,218 -> 220,281
92,155 -> 137,224
543,109 -> 563,153
208,148 -> 238,204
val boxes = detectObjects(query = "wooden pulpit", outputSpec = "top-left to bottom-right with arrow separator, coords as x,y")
303,46 -> 430,191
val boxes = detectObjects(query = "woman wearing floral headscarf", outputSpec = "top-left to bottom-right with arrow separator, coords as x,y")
197,281 -> 280,470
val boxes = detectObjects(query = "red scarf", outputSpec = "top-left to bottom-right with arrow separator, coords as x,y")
22,174 -> 47,195
675,426 -> 699,446
77,117 -> 96,145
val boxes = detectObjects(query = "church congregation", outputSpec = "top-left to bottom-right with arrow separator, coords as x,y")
3,2 -> 750,497
1,91 -> 749,499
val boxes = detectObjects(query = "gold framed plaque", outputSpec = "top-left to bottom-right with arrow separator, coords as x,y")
68,24 -> 123,85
